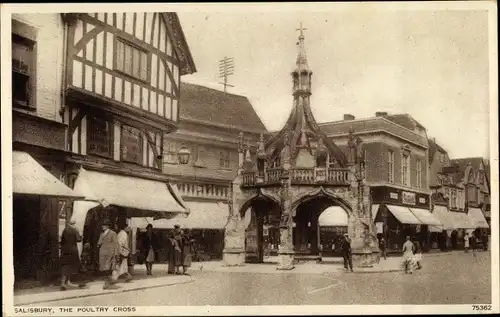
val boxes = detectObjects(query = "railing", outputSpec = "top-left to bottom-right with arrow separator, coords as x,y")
241,167 -> 351,187
266,168 -> 283,184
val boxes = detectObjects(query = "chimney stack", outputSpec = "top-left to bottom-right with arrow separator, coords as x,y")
343,114 -> 355,121
375,111 -> 388,117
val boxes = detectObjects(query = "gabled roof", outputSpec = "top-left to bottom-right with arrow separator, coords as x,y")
162,13 -> 197,75
428,138 -> 448,164
179,82 -> 268,134
448,157 -> 488,186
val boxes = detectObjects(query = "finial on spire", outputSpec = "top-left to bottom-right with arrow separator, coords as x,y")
296,22 -> 307,39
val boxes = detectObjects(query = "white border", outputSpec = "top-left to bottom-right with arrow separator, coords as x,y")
1,2 -> 498,316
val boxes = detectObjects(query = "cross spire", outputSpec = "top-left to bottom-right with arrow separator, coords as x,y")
296,22 -> 307,39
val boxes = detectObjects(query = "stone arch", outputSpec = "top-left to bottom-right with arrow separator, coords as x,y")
238,188 -> 282,219
290,187 -> 353,218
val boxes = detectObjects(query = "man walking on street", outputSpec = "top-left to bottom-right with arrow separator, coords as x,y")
341,233 -> 353,272
113,224 -> 133,283
98,219 -> 119,290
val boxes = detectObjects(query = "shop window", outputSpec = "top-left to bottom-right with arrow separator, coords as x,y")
87,116 -> 113,158
12,28 -> 36,110
121,125 -> 143,165
387,150 -> 394,183
114,38 -> 149,82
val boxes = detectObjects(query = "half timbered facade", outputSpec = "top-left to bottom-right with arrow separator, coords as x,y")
62,12 -> 196,182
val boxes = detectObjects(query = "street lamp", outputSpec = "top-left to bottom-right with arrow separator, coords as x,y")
177,144 -> 191,165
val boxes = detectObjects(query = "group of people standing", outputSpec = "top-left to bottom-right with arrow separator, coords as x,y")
59,219 -> 195,291
138,224 -> 194,276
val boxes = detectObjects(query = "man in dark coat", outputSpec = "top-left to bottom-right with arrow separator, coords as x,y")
341,233 -> 353,272
60,220 -> 85,291
141,224 -> 159,276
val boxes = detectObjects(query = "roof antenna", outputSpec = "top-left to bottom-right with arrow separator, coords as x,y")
218,56 -> 235,93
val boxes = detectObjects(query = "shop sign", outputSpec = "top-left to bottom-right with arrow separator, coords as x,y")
389,192 -> 399,200
402,191 -> 416,205
419,197 -> 426,204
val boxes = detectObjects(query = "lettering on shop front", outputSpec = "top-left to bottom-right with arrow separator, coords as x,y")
402,191 -> 416,205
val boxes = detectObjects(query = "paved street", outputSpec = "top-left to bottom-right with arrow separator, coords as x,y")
33,252 -> 491,306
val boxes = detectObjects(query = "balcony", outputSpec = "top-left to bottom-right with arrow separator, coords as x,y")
241,167 -> 351,187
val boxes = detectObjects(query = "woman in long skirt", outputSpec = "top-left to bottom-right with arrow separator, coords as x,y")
60,220 -> 84,291
141,224 -> 159,276
182,229 -> 195,275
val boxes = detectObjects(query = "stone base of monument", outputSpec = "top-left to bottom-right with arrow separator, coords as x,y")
276,252 -> 295,270
222,249 -> 246,267
352,252 -> 378,268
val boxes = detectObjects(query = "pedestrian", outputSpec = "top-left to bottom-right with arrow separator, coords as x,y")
482,232 -> 489,251
402,236 -> 415,274
114,224 -> 133,283
167,224 -> 184,275
413,237 -> 423,270
379,237 -> 387,260
141,224 -> 159,276
182,229 -> 195,275
59,220 -> 85,291
464,233 -> 470,253
97,219 -> 119,290
341,233 -> 353,272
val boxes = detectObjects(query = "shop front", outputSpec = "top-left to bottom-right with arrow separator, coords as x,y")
430,204 -> 456,251
12,151 -> 84,285
70,167 -> 189,273
371,186 -> 439,253
130,201 -> 231,262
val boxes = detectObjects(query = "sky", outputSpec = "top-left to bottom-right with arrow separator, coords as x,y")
177,8 -> 492,160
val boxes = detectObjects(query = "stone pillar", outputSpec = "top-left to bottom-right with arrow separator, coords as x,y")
223,178 -> 246,266
277,172 -> 294,270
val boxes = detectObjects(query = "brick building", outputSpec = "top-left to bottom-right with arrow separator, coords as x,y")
319,112 -> 442,251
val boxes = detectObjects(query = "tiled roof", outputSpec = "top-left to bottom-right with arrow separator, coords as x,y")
318,117 -> 428,148
179,82 -> 268,134
428,138 -> 448,164
385,114 -> 426,131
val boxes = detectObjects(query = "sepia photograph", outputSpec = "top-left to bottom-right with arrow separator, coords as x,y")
1,2 -> 498,316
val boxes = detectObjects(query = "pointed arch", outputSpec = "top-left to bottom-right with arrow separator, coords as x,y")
290,186 -> 353,218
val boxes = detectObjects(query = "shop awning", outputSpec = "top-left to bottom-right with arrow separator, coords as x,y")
386,205 -> 422,225
448,211 -> 476,230
13,151 -> 84,198
73,167 -> 188,218
409,208 -> 443,227
319,206 -> 348,226
431,205 -> 455,231
468,208 -> 489,228
130,201 -> 229,230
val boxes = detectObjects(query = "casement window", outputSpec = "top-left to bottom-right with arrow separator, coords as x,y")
401,154 -> 410,187
416,159 -> 422,188
327,154 -> 336,168
164,142 -> 179,164
87,116 -> 113,158
219,150 -> 231,169
12,31 -> 36,109
388,150 -> 395,183
121,125 -> 143,165
115,38 -> 149,82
